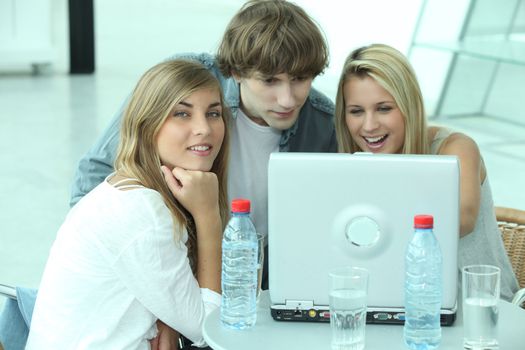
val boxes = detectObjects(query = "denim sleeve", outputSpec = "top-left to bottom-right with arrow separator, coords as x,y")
0,287 -> 38,350
69,98 -> 128,207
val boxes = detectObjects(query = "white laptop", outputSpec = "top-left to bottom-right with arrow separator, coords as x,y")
268,152 -> 459,325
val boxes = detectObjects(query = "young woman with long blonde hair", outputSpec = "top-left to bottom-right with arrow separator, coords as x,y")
27,59 -> 230,349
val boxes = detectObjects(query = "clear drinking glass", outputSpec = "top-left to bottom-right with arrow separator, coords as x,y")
462,264 -> 501,350
329,267 -> 369,350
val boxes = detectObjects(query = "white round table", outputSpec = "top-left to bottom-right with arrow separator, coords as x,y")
203,291 -> 525,350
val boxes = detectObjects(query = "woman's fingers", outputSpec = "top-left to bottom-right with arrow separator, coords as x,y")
161,166 -> 219,217
161,165 -> 182,195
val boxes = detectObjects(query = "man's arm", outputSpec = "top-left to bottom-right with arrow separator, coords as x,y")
69,100 -> 127,207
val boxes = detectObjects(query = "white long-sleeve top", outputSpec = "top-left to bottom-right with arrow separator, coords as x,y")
26,179 -> 220,349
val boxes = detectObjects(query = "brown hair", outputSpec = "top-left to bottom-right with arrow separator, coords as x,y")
217,0 -> 328,78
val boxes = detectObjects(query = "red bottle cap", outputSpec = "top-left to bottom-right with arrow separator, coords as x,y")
414,214 -> 433,229
231,198 -> 251,213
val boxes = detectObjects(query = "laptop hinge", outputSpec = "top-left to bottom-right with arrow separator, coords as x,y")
284,300 -> 314,309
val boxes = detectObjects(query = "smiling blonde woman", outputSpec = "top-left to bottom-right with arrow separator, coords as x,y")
335,44 -> 519,301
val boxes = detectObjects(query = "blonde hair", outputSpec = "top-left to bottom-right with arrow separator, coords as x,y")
335,44 -> 428,154
217,0 -> 328,78
115,59 -> 230,273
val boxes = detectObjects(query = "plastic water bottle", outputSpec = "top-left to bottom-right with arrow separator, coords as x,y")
220,198 -> 258,329
404,214 -> 442,350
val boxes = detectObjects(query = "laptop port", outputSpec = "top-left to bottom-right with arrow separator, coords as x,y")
294,309 -> 302,317
373,312 -> 392,321
394,313 -> 405,321
320,311 -> 331,319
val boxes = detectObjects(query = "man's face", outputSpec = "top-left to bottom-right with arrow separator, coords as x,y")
235,72 -> 313,130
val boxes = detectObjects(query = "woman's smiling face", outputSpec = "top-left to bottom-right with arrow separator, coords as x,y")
343,75 -> 405,154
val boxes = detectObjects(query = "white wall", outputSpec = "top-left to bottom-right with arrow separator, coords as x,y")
0,0 -> 68,73
33,0 -> 424,97
294,0 -> 424,99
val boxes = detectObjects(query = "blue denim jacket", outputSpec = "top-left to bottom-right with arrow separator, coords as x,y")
69,52 -> 336,206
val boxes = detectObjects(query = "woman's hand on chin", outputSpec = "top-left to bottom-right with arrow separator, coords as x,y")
161,165 -> 220,219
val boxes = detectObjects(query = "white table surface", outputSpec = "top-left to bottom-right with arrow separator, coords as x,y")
203,291 -> 525,350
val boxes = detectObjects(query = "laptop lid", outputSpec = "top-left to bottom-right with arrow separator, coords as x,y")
268,152 -> 459,324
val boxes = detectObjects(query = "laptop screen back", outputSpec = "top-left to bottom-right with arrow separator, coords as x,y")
268,152 -> 459,317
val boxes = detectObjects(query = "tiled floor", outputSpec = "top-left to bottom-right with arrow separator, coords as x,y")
1,0 -> 524,298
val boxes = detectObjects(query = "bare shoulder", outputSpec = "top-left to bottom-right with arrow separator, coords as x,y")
438,131 -> 480,157
442,132 -> 486,179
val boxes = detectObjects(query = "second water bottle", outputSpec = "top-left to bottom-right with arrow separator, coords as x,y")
404,214 -> 442,350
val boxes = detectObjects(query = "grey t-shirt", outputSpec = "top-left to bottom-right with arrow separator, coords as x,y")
228,108 -> 281,240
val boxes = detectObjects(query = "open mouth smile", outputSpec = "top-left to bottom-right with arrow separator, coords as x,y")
188,144 -> 212,155
363,135 -> 388,149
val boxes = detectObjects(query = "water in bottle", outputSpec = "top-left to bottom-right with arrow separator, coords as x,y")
404,214 -> 442,350
220,198 -> 258,329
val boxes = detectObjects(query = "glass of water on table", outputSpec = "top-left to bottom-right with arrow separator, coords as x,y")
462,264 -> 500,350
329,266 -> 369,350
